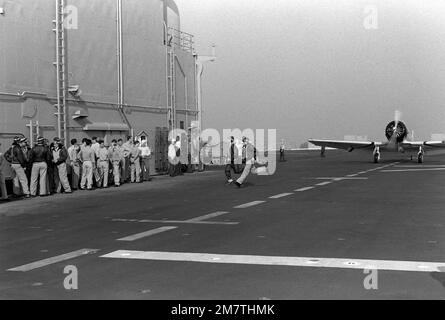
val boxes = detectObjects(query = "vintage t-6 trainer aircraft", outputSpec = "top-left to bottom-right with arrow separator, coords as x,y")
309,112 -> 445,163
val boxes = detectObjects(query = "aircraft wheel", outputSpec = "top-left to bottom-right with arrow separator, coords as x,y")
418,153 -> 424,164
373,153 -> 380,163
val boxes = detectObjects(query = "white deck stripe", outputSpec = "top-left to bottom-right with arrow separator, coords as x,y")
395,165 -> 445,168
269,193 -> 294,199
8,249 -> 99,272
347,174 -> 359,177
101,251 -> 445,273
234,201 -> 266,209
117,227 -> 177,241
382,168 -> 445,173
187,211 -> 230,222
138,220 -> 238,225
316,182 -> 332,186
316,177 -> 368,180
295,187 -> 314,192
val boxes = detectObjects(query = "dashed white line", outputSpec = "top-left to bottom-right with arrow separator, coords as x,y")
117,227 -> 177,242
316,177 -> 368,181
382,168 -> 445,173
269,193 -> 294,199
8,249 -> 99,272
315,182 -> 332,186
130,219 -> 238,225
101,251 -> 445,273
188,211 -> 230,222
234,201 -> 266,209
295,187 -> 315,192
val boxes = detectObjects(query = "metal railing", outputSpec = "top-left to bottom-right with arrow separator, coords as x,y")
167,27 -> 194,53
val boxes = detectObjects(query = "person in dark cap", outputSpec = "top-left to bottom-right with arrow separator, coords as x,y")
52,137 -> 72,194
21,138 -> 33,184
9,137 -> 30,198
30,137 -> 51,197
45,138 -> 56,194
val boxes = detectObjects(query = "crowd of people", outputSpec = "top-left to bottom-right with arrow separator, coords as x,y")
0,135 -> 153,202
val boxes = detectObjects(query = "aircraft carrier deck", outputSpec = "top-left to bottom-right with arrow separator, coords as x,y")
1,150 -> 445,299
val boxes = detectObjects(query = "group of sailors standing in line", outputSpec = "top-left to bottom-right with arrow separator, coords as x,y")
0,135 -> 152,202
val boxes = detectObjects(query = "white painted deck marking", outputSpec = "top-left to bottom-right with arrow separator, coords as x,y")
269,193 -> 294,199
382,168 -> 445,173
120,219 -> 238,225
187,211 -> 230,222
8,249 -> 99,272
101,251 -> 445,273
315,177 -> 368,181
117,227 -> 177,242
347,174 -> 359,177
234,201 -> 266,209
316,182 -> 332,186
395,165 -> 445,168
295,187 -> 315,192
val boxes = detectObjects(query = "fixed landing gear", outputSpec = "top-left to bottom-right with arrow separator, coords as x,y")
417,153 -> 424,163
373,153 -> 380,163
417,146 -> 424,164
373,147 -> 380,163
320,146 -> 326,158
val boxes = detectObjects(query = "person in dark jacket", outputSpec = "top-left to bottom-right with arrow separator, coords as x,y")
30,137 -> 51,197
225,136 -> 243,184
10,137 -> 30,198
45,139 -> 55,194
23,140 -> 33,185
52,137 -> 72,194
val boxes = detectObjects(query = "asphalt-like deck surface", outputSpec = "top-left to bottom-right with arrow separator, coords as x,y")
1,150 -> 445,300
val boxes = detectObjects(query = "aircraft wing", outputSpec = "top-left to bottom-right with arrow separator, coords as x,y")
401,141 -> 445,151
308,139 -> 378,152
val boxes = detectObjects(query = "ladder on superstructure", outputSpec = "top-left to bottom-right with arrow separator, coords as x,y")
53,0 -> 67,145
167,46 -> 176,130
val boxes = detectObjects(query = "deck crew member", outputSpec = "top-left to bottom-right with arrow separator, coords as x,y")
97,140 -> 110,188
279,141 -> 285,162
10,137 -> 30,198
122,137 -> 133,183
68,139 -> 81,190
117,139 -> 125,184
30,137 -> 50,197
80,139 -> 95,190
0,142 -> 9,202
139,136 -> 152,182
52,138 -> 72,194
108,140 -> 123,187
225,136 -> 243,184
130,141 -> 142,183
168,139 -> 178,177
234,137 -> 256,188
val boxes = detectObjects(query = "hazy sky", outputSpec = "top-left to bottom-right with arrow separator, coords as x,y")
176,0 -> 445,147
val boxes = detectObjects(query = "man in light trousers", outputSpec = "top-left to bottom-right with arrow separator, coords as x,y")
80,140 -> 95,190
97,140 -> 110,188
108,140 -> 123,187
52,138 -> 72,194
30,137 -> 49,197
68,139 -> 81,190
10,137 -> 30,198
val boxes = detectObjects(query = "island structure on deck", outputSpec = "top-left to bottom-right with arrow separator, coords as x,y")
0,0 -> 203,179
